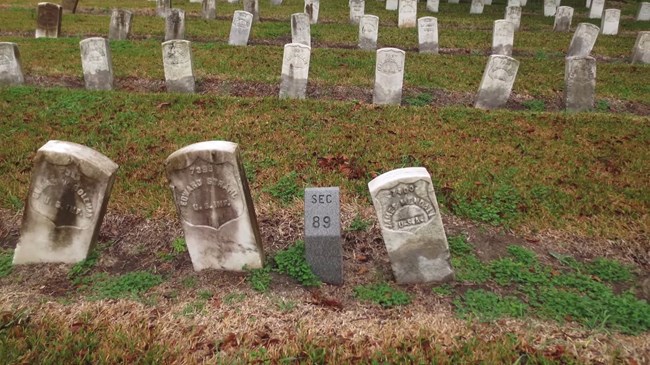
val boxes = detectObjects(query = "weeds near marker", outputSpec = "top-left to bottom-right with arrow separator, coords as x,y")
0,250 -> 12,278
522,99 -> 545,112
354,283 -> 411,308
78,271 -> 163,300
68,250 -> 100,284
348,215 -> 372,232
264,171 -> 301,205
273,240 -> 320,287
247,266 -> 272,292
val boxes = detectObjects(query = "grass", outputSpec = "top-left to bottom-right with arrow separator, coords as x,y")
76,271 -> 164,300
0,250 -> 12,278
354,282 -> 411,308
273,240 -> 320,287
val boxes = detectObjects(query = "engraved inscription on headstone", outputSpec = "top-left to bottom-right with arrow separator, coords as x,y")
373,48 -> 405,105
359,15 -> 379,51
165,8 -> 185,41
418,17 -> 439,54
399,0 -> 417,28
601,9 -> 620,35
279,43 -> 311,99
62,0 -> 79,14
349,0 -> 365,25
109,9 -> 133,40
291,12 -> 311,47
368,167 -> 454,284
427,0 -> 439,13
564,56 -> 596,112
544,0 -> 559,17
504,6 -> 522,31
202,0 -> 216,20
474,55 -> 519,109
166,141 -> 264,271
567,23 -> 599,57
470,0 -> 484,14
589,0 -> 604,19
162,40 -> 195,93
304,187 -> 343,285
229,11 -> 253,46
243,0 -> 259,23
554,6 -> 574,32
156,0 -> 172,18
386,0 -> 398,11
632,31 -> 650,64
80,37 -> 114,91
492,20 -> 515,56
36,3 -> 62,39
0,42 -> 25,87
13,140 -> 118,264
638,3 -> 650,21
305,0 -> 320,24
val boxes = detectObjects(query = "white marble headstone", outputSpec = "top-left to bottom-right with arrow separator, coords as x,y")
162,40 -> 195,93
373,48 -> 405,105
359,14 -> 379,51
156,0 -> 171,18
109,9 -> 133,40
492,20 -> 515,56
567,23 -> 599,57
229,10 -> 253,46
305,0 -> 320,24
279,43 -> 311,99
349,0 -> 365,25
601,9 -> 620,35
638,3 -> 650,21
544,0 -> 559,17
632,32 -> 650,64
564,56 -> 596,112
426,0 -> 439,13
554,6 -> 573,32
418,17 -> 439,54
165,8 -> 185,41
36,2 -> 62,38
79,37 -> 114,91
386,0 -> 398,11
504,6 -> 522,31
474,55 -> 519,110
291,13 -> 311,47
0,42 -> 25,86
202,0 -> 216,20
470,0 -> 484,14
588,0 -> 604,19
399,0 -> 417,28
243,0 -> 259,23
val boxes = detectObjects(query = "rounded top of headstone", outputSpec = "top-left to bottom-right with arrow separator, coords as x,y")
165,141 -> 239,170
368,167 -> 430,194
79,37 -> 107,45
38,2 -> 60,6
377,47 -> 405,55
0,42 -> 18,48
577,22 -> 600,31
162,39 -> 191,47
37,140 -> 118,178
284,42 -> 311,51
489,53 -> 519,64
234,10 -> 254,18
418,16 -> 438,22
361,14 -> 379,20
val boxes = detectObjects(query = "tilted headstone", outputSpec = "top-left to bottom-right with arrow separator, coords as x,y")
80,37 -> 114,91
13,141 -> 118,264
631,31 -> 650,64
504,6 -> 522,31
638,3 -> 650,21
243,0 -> 259,23
427,0 -> 439,13
474,55 -> 519,109
470,0 -> 484,14
386,0 -> 398,11
448,0 -> 459,4
229,11 -> 253,46
202,0 -> 216,20
62,0 -> 79,14
564,56 -> 596,112
305,0 -> 320,24
601,9 -> 620,35
368,167 -> 454,284
166,141 -> 264,272
36,3 -> 62,39
418,17 -> 439,54
398,0 -> 417,28
544,0 -> 559,17
279,43 -> 311,99
162,40 -> 195,93
554,6 -> 573,32
358,14 -> 379,50
156,0 -> 171,18
373,48 -> 405,105
492,20 -> 515,56
567,23 -> 599,57
507,0 -> 520,6
291,13 -> 311,47
349,0 -> 365,25
108,9 -> 133,40
165,9 -> 185,41
588,0 -> 604,19
304,187 -> 342,285
0,42 -> 25,87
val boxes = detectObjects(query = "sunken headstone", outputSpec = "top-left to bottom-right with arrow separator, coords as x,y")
567,23 -> 599,57
291,12 -> 311,47
588,0 -> 604,19
554,6 -> 574,32
279,43 -> 311,99
373,48 -> 405,105
108,9 -> 133,40
474,54 -> 519,109
359,14 -> 379,50
80,37 -> 114,91
162,40 -> 195,93
229,11 -> 253,46
202,0 -> 216,20
350,0 -> 365,25
544,0 -> 559,17
0,42 -> 25,86
386,0 -> 398,11
243,0 -> 259,23
564,56 -> 596,112
165,8 -> 185,41
601,9 -> 620,35
427,0 -> 439,13
470,0 -> 484,14
399,0 -> 417,28
305,0 -> 320,24
13,140 -> 118,264
418,17 -> 439,54
36,3 -> 62,39
632,31 -> 650,64
304,187 -> 343,285
62,0 -> 79,14
166,141 -> 264,271
156,0 -> 171,17
638,3 -> 650,21
368,167 -> 454,284
504,6 -> 522,31
492,19 -> 515,56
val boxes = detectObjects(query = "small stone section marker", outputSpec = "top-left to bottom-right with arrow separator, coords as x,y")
304,187 -> 343,285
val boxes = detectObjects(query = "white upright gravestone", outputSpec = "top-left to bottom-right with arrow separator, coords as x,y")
109,9 -> 133,40
349,0 -> 365,25
567,23 -> 599,57
418,17 -> 439,54
79,37 -> 114,91
305,0 -> 319,24
475,55 -> 519,110
504,6 -> 522,31
589,0 -> 604,19
427,0 -> 439,13
358,15 -> 379,51
243,0 -> 260,23
279,43 -> 311,99
544,0 -> 559,17
386,0 -> 398,11
399,0 -> 418,28
229,11 -> 253,46
601,9 -> 620,35
554,6 -> 574,32
638,3 -> 650,21
202,0 -> 216,20
36,3 -> 62,38
0,42 -> 25,86
162,40 -> 195,93
565,56 -> 596,112
373,48 -> 405,105
156,0 -> 171,18
470,0 -> 484,14
632,32 -> 650,64
292,12 -> 311,47
492,20 -> 515,56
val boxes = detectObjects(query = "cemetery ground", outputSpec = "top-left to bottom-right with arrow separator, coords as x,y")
0,0 -> 649,363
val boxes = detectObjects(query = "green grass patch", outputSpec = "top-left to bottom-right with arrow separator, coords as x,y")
455,289 -> 528,321
264,171 -> 301,205
0,250 -> 13,278
354,283 -> 411,308
79,271 -> 163,300
247,265 -> 272,293
68,250 -> 99,285
273,240 -> 320,287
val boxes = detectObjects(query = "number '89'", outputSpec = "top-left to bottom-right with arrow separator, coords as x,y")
312,216 -> 331,229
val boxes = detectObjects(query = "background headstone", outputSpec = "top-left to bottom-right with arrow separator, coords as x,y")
305,0 -> 319,24
304,187 -> 343,285
291,12 -> 311,47
162,40 -> 195,93
349,0 -> 365,25
358,14 -> 379,50
243,0 -> 259,23
427,0 -> 439,13
586,0 -> 592,8
564,56 -> 596,112
638,2 -> 650,21
166,141 -> 264,272
165,8 -> 185,41
202,0 -> 216,20
470,0 -> 484,14
13,140 -> 118,264
507,0 -> 520,6
492,19 -> 515,56
108,9 -> 133,40
368,167 -> 454,284
588,0 -> 604,19
386,0 -> 398,11
474,54 -> 519,109
279,43 -> 311,99
80,37 -> 114,91
156,0 -> 171,18
484,0 -> 492,5
36,3 -> 62,38
632,31 -> 650,64
0,42 -> 25,86
448,0 -> 459,4
567,23 -> 599,57
229,11 -> 253,46
271,0 -> 282,5
601,9 -> 620,35
504,6 -> 522,31
418,17 -> 439,54
554,6 -> 573,32
544,0 -> 559,17
398,0 -> 417,28
61,0 -> 79,14
373,48 -> 405,105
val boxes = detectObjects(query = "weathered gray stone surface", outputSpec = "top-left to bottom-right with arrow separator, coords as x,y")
504,6 -> 521,31
368,167 -> 454,284
291,12 -> 311,47
165,8 -> 185,41
567,23 -> 599,57
589,0 -> 604,19
271,0 -> 282,5
358,14 -> 379,50
13,140 -> 118,264
229,11 -> 253,46
564,56 -> 596,112
62,0 -> 79,14
601,9 -> 620,35
507,0 -> 520,6
418,17 -> 439,54
349,0 -> 365,25
544,0 -> 559,17
492,19 -> 514,56
162,40 -> 195,93
554,6 -> 574,32
156,0 -> 171,18
304,187 -> 342,285
243,0 -> 259,23
426,0 -> 439,13
373,48 -> 405,105
109,9 -> 133,40
166,141 -> 264,272
80,37 -> 114,91
386,0 -> 398,11
470,0 -> 484,14
632,31 -> 650,64
202,0 -> 216,20
448,0 -> 459,4
305,0 -> 319,24
398,0 -> 417,28
586,0 -> 592,8
484,0 -> 492,5
520,0 -> 527,6
0,42 -> 25,87
36,3 -> 62,39
638,2 -> 650,21
279,43 -> 311,99
474,54 -> 519,109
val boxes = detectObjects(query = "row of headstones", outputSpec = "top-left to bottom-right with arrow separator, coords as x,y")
155,0 -> 317,23
12,140 -> 453,285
